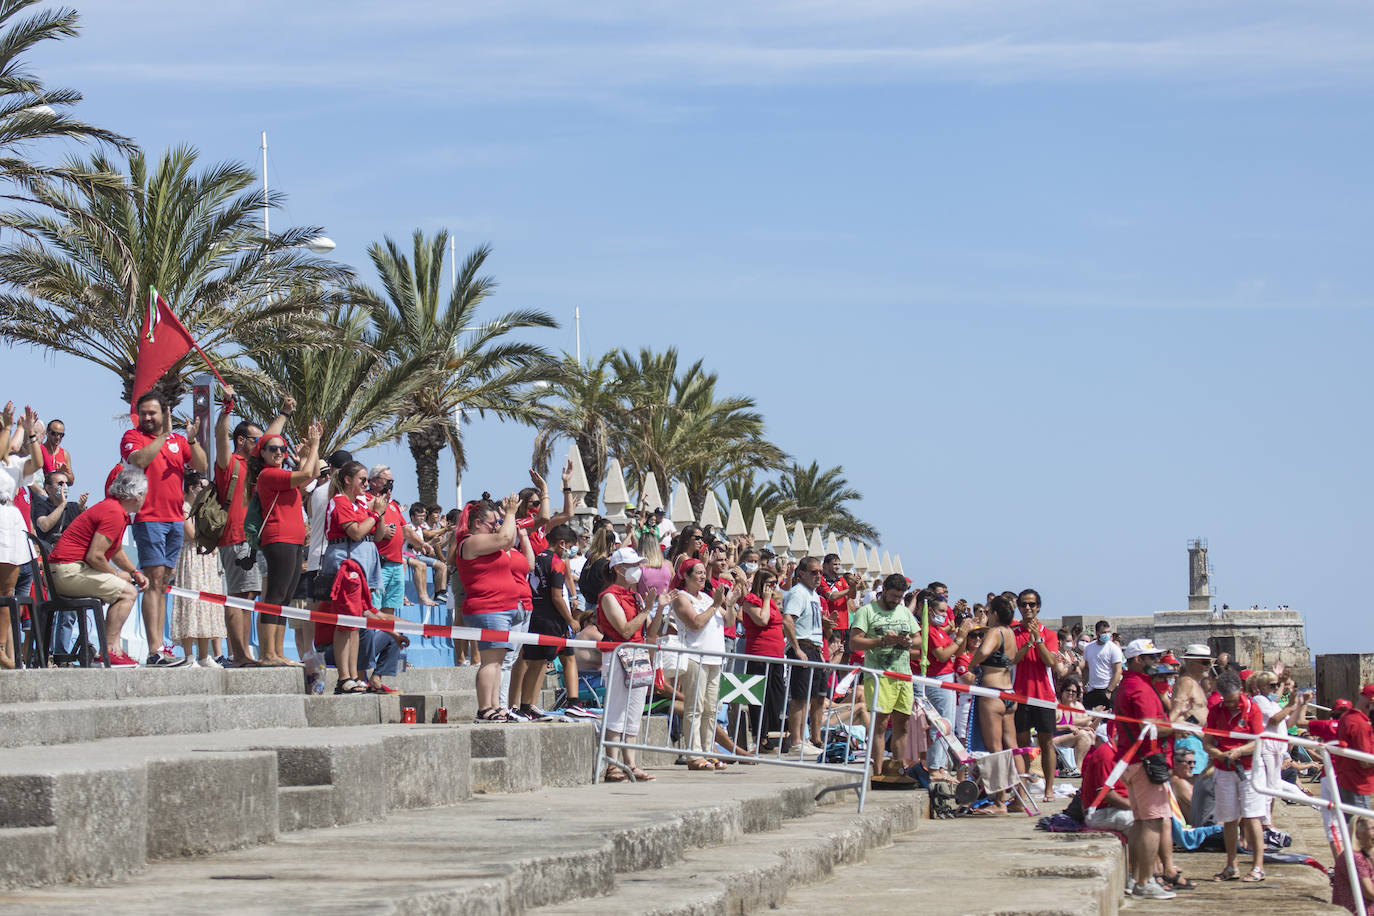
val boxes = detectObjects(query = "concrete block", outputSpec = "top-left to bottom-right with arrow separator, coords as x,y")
51,767 -> 147,887
470,725 -> 542,793
471,757 -> 507,794
144,752 -> 278,859
303,694 -> 383,727
278,785 -> 335,832
538,723 -> 598,788
219,667 -> 305,695
382,729 -> 471,809
272,741 -> 387,828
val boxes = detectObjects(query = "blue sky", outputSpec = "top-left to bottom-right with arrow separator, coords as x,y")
7,1 -> 1372,654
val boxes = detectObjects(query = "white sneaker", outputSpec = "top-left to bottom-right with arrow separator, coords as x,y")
800,741 -> 826,758
1124,877 -> 1136,895
198,656 -> 222,669
1132,879 -> 1176,900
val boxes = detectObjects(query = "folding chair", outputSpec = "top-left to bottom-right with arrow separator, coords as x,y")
971,748 -> 1041,816
24,533 -> 109,668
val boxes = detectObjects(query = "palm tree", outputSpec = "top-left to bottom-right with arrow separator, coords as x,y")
530,351 -> 624,505
365,229 -> 558,505
774,461 -> 878,542
230,298 -> 435,457
609,347 -> 786,515
0,146 -> 350,406
0,0 -> 132,207
717,474 -> 784,528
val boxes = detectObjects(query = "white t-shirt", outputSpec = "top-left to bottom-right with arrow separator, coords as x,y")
674,588 -> 725,665
1252,693 -> 1286,736
1083,638 -> 1125,690
304,480 -> 331,572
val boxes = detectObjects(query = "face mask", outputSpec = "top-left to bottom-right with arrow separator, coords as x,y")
931,613 -> 947,626
1098,633 -> 1111,644
742,562 -> 758,574
568,546 -> 580,556
623,566 -> 643,586
1267,692 -> 1279,702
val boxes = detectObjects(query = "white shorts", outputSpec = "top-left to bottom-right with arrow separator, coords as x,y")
1214,768 -> 1266,822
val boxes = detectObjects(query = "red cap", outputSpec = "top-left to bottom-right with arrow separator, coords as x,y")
1361,684 -> 1374,700
1335,698 -> 1354,713
1161,653 -> 1179,666
1240,669 -> 1253,681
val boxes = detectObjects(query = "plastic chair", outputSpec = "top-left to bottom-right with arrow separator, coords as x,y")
24,533 -> 109,668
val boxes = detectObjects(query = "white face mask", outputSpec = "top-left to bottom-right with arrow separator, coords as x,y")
623,566 -> 643,586
742,562 -> 758,574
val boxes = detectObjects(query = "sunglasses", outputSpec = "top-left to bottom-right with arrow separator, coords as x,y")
1018,600 -> 1039,608
263,444 -> 287,454
47,431 -> 64,439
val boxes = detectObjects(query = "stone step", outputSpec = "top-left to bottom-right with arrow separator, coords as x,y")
0,693 -> 310,748
0,666 -> 302,703
0,767 -> 854,912
0,720 -> 596,891
532,787 -> 924,915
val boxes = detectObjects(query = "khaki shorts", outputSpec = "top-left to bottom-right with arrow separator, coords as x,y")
1123,762 -> 1172,821
50,562 -> 126,604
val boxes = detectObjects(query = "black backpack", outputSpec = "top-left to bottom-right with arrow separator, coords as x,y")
579,556 -> 609,609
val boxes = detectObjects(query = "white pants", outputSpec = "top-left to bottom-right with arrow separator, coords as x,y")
601,650 -> 647,737
1214,767 -> 1266,822
681,658 -> 721,756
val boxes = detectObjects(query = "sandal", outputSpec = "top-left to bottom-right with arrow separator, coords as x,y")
629,767 -> 656,781
1213,865 -> 1239,882
688,759 -> 716,771
1159,871 -> 1198,890
713,760 -> 729,770
602,767 -> 628,782
1241,868 -> 1265,883
333,678 -> 366,695
475,707 -> 510,723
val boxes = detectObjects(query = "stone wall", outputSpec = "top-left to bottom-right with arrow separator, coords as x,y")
1315,654 -> 1374,709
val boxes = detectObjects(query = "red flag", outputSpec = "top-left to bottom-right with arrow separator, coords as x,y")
131,286 -> 196,405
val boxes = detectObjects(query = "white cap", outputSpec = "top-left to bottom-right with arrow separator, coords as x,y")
1123,638 -> 1162,660
1094,723 -> 1110,742
608,546 -> 645,568
1181,643 -> 1212,660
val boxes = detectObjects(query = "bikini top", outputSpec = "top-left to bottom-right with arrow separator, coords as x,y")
981,630 -> 1011,669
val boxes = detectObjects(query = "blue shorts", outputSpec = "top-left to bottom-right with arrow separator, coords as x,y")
464,609 -> 517,651
373,560 -> 406,610
132,521 -> 184,570
410,553 -> 439,569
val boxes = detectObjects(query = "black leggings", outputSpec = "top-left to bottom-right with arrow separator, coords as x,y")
744,658 -> 788,749
260,542 -> 303,625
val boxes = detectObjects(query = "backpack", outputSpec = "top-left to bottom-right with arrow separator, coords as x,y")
189,462 -> 240,555
243,492 -> 266,554
579,556 -> 609,609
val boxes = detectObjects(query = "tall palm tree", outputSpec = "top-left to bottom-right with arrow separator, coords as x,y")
0,0 -> 132,206
231,298 -> 435,456
365,229 -> 558,505
609,347 -> 786,515
775,461 -> 878,542
530,351 -> 623,505
0,146 -> 350,405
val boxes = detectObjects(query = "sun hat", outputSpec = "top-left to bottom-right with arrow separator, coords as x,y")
1181,644 -> 1212,660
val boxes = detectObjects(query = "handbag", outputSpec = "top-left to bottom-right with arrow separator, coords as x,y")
620,646 -> 655,689
1142,752 -> 1171,784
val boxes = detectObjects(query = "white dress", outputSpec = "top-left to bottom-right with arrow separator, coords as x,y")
0,454 -> 36,565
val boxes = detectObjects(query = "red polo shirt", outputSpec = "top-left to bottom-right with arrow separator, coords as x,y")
1335,708 -> 1374,794
119,428 -> 192,523
1013,622 -> 1059,702
1113,669 -> 1166,757
1080,738 -> 1128,805
1204,693 -> 1265,771
913,623 -> 956,678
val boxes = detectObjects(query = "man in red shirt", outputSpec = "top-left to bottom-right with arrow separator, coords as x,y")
47,467 -> 150,667
40,418 -> 75,484
1203,670 -> 1267,882
212,385 -> 290,666
121,391 -> 207,666
1113,638 -> 1179,900
1081,724 -> 1133,831
1335,684 -> 1374,818
1011,588 -> 1064,802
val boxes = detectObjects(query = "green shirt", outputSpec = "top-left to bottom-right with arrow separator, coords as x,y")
851,599 -> 918,673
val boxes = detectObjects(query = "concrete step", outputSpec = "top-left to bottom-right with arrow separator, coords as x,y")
0,720 -> 596,891
0,767 -> 854,912
0,666 -> 303,703
533,787 -> 924,915
0,693 -> 310,748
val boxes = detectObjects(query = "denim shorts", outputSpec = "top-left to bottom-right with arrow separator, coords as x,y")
463,609 -> 517,650
132,521 -> 184,570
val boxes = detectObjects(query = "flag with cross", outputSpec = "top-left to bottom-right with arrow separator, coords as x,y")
719,672 -> 766,706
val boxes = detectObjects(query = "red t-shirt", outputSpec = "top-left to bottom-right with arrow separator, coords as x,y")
913,623 -> 956,678
516,515 -> 548,556
50,497 -> 128,564
1205,694 -> 1265,771
375,500 -> 407,563
1113,669 -> 1166,757
42,443 -> 70,476
954,652 -> 973,679
1080,739 -> 1128,805
741,593 -> 784,657
325,492 -> 372,542
1307,718 -> 1339,743
1335,709 -> 1374,794
596,583 -> 644,645
453,536 -> 529,616
313,559 -> 376,646
120,428 -> 191,523
255,467 -> 305,546
214,454 -> 251,546
1013,622 -> 1060,701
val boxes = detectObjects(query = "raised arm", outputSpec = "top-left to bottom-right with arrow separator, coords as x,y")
214,384 -> 235,471
286,422 -> 322,487
263,396 -> 294,439
460,494 -> 519,558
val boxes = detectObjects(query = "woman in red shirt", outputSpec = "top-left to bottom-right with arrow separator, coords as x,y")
321,460 -> 387,693
741,567 -> 786,753
454,494 -> 533,722
598,545 -> 656,782
251,423 -> 321,667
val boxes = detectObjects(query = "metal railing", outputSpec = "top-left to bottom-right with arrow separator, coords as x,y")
597,643 -> 881,811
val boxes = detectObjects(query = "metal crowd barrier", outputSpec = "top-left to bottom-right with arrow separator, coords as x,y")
1251,738 -> 1374,916
597,643 -> 881,811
